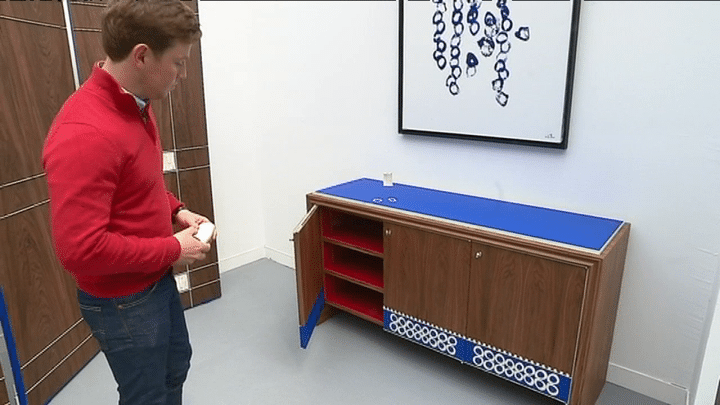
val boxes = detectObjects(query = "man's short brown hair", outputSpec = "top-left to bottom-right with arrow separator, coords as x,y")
102,0 -> 202,62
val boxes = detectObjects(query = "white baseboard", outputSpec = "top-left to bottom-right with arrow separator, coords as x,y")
264,246 -> 294,268
218,246 -> 294,273
217,247 -> 266,273
607,363 -> 689,405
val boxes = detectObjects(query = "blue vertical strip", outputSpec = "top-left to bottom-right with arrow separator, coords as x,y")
299,289 -> 325,349
0,288 -> 28,405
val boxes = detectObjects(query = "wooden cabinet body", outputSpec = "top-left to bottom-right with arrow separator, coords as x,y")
294,179 -> 630,405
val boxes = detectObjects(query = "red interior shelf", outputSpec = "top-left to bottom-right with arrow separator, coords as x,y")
324,243 -> 384,291
324,275 -> 383,324
322,209 -> 383,255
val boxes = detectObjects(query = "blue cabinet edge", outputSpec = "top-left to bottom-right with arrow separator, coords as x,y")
318,178 -> 623,251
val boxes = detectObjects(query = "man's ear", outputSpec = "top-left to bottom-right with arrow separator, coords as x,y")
130,43 -> 150,68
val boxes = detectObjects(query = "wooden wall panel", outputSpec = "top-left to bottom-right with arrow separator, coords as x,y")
68,1 -> 105,30
192,281 -> 221,307
0,2 -> 64,25
0,205 -> 81,364
179,291 -> 191,309
155,98 -> 175,151
0,203 -> 97,403
182,0 -> 198,13
26,336 -> 98,405
171,42 -> 208,149
68,1 -> 105,82
0,372 -> 7,404
70,30 -> 103,84
1,6 -> 99,404
0,19 -> 74,185
164,172 -> 180,201
190,264 -> 220,288
0,176 -> 47,219
179,168 -> 218,271
176,147 -> 210,169
0,3 -> 217,400
178,168 -> 214,225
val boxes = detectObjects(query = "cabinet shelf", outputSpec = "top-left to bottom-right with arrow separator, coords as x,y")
322,209 -> 383,255
324,243 -> 384,292
324,275 -> 383,325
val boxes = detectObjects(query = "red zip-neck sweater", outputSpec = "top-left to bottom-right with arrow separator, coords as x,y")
43,63 -> 183,298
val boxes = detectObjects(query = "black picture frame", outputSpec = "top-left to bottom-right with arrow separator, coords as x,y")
399,0 -> 582,149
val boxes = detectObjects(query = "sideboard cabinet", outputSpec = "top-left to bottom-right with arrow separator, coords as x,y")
294,179 -> 630,405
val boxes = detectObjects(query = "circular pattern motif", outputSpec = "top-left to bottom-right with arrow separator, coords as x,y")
472,345 -> 561,397
388,313 -> 457,356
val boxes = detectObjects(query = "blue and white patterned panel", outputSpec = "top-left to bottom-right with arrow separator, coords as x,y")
384,308 -> 460,359
468,340 -> 572,403
383,307 -> 572,404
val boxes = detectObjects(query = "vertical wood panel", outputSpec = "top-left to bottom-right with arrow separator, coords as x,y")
0,205 -> 82,364
22,321 -> 95,401
0,2 -> 65,25
68,1 -> 106,82
0,204 -> 98,403
69,30 -> 103,84
190,264 -> 219,288
179,291 -> 191,309
0,7 -> 100,404
176,147 -> 209,169
0,20 -> 74,185
191,281 -> 221,306
0,176 -> 48,218
384,224 -> 472,333
175,1 -> 220,307
164,172 -> 180,201
571,223 -> 630,404
68,1 -> 106,30
25,336 -> 98,405
466,243 -> 586,374
154,98 -> 174,151
178,168 -> 215,226
171,42 -> 208,149
178,168 -> 217,271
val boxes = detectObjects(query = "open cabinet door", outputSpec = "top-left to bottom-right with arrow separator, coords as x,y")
293,205 -> 324,348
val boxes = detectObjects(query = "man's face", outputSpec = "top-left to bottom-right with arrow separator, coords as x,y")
143,41 -> 192,100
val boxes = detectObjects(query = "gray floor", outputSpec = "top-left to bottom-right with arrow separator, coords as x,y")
49,259 -> 667,405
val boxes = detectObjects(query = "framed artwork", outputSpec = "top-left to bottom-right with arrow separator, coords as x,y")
399,0 -> 582,149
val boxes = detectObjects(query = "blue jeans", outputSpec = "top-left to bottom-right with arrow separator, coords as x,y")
77,273 -> 192,405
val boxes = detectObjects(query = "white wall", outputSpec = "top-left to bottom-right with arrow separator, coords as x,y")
199,2 -> 720,404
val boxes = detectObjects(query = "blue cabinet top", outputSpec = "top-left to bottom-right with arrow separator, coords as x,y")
318,178 -> 623,251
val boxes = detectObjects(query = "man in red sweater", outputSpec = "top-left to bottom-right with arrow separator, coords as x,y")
43,1 -> 210,403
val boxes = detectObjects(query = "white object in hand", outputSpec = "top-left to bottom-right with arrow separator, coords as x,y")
195,222 -> 215,244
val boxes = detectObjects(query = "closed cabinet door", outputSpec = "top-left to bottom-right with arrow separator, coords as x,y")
384,223 -> 471,334
466,243 -> 587,375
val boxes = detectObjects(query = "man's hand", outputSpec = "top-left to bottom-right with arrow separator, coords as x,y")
175,208 -> 208,228
175,208 -> 217,242
172,225 -> 210,266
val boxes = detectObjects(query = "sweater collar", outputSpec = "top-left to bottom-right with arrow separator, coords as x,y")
88,61 -> 149,116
